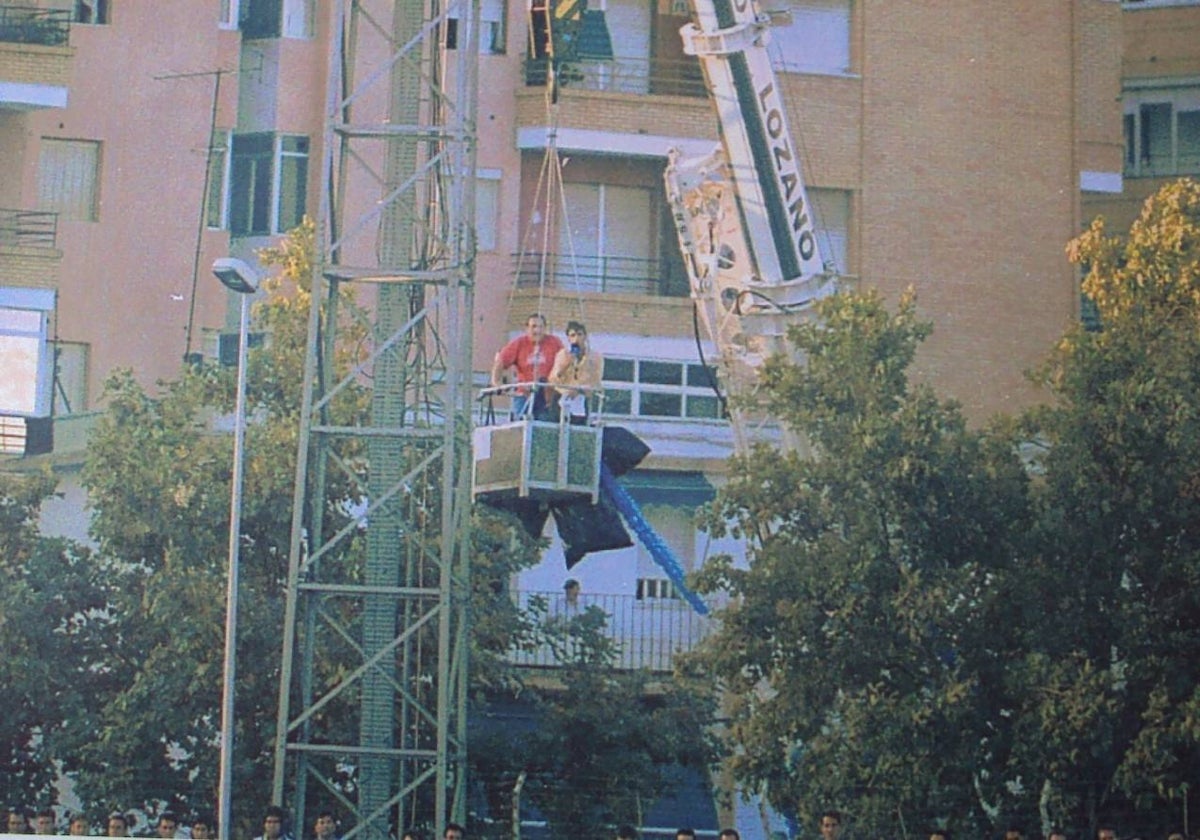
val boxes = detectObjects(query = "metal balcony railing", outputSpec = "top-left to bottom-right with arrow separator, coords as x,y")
524,55 -> 706,98
508,589 -> 716,672
512,252 -> 690,297
0,209 -> 58,249
0,6 -> 70,46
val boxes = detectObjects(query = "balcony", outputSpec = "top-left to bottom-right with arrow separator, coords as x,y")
508,590 -> 716,673
0,209 -> 61,288
512,252 -> 689,298
524,56 -> 705,98
0,6 -> 72,110
516,57 -> 715,151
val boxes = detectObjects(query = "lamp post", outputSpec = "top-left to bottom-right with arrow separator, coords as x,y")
211,257 -> 261,840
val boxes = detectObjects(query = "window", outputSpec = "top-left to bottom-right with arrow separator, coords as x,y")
52,341 -> 88,415
559,182 -> 654,293
206,131 -> 231,229
0,287 -> 55,419
769,0 -> 851,75
809,187 -> 851,274
74,0 -> 109,24
1123,85 -> 1200,177
602,357 -> 721,420
37,139 -> 101,222
636,578 -> 680,600
230,133 -> 308,237
476,171 -> 500,251
446,0 -> 506,54
278,135 -> 309,231
238,0 -> 313,39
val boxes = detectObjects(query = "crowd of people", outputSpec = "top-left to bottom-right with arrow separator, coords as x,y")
1,805 -> 1184,840
0,805 -> 337,840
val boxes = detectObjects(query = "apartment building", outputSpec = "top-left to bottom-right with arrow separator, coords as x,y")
0,0 -> 1173,832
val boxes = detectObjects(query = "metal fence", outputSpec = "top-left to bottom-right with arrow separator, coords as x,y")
512,252 -> 690,297
0,209 -> 58,248
0,6 -> 71,46
508,589 -> 716,672
525,56 -> 706,98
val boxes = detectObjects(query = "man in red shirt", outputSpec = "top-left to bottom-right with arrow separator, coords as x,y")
490,313 -> 564,418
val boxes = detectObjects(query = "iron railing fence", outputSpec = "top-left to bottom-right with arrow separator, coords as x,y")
509,589 -> 717,672
524,55 -> 706,98
0,6 -> 70,46
0,209 -> 58,248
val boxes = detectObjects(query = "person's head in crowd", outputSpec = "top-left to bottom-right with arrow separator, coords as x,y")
106,812 -> 131,838
157,812 -> 179,839
8,807 -> 31,835
35,809 -> 56,835
262,806 -> 287,840
69,814 -> 90,836
191,815 -> 213,840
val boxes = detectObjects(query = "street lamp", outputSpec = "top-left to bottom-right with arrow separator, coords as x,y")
212,257 -> 261,840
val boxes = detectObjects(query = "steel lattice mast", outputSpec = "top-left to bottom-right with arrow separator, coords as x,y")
272,1 -> 479,837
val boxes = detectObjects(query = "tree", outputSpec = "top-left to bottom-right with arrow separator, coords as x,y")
692,289 -> 1033,837
1019,178 -> 1200,835
59,221 -> 540,833
471,603 -> 716,839
0,471 -> 117,811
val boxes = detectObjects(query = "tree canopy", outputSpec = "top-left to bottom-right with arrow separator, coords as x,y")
693,179 -> 1200,839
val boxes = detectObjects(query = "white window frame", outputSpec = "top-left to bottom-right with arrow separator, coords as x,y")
275,134 -> 309,233
220,0 -> 239,28
601,356 -> 722,421
233,0 -> 314,39
768,0 -> 852,76
0,287 -> 55,419
230,132 -> 309,237
1123,82 -> 1200,177
448,0 -> 506,54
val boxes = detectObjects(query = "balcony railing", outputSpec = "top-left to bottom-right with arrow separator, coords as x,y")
513,252 -> 690,297
0,209 -> 58,249
508,589 -> 716,673
0,6 -> 70,46
524,56 -> 706,98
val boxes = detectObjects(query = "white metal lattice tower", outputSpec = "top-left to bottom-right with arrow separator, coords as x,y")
272,1 -> 479,837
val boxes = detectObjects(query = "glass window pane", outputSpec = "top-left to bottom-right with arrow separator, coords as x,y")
1179,110 -> 1200,172
0,308 -> 42,333
0,333 -> 41,415
639,360 -> 682,385
1141,102 -> 1172,172
206,138 -> 228,229
278,152 -> 308,232
686,363 -> 718,388
604,389 -> 632,415
640,392 -> 681,417
603,358 -> 634,382
281,135 -> 309,154
685,394 -> 720,419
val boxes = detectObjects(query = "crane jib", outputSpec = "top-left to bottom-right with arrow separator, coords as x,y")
729,53 -> 809,280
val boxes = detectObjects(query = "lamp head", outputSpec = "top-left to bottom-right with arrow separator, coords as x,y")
212,257 -> 261,295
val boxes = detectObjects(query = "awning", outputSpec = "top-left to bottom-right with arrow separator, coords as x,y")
618,469 -> 715,507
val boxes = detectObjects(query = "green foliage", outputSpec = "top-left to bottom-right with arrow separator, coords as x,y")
693,289 -> 1033,837
1020,178 -> 1200,832
0,471 -> 117,810
471,605 -> 716,839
